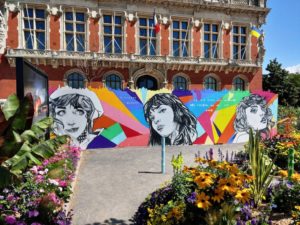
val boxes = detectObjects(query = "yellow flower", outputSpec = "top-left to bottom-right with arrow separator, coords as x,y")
211,188 -> 224,203
208,160 -> 218,167
229,174 -> 243,187
167,206 -> 184,220
295,205 -> 300,211
292,173 -> 300,182
161,215 -> 167,222
235,189 -> 251,204
218,178 -> 237,194
195,157 -> 207,164
194,174 -> 214,189
278,170 -> 288,177
196,192 -> 212,210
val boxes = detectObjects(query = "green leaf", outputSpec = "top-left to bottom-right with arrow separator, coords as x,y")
31,117 -> 53,130
2,94 -> 19,120
10,156 -> 28,174
21,130 -> 38,142
12,131 -> 22,143
0,166 -> 19,189
32,142 -> 55,159
27,153 -> 42,165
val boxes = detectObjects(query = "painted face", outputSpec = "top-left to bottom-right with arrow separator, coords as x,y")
149,105 -> 178,138
245,104 -> 267,131
55,104 -> 87,139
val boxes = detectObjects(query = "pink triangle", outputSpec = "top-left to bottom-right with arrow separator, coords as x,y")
198,111 -> 214,143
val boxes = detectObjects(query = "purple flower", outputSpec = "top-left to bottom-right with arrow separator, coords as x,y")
5,215 -> 16,224
31,223 -> 42,225
187,192 -> 197,204
28,210 -> 39,218
251,218 -> 258,225
0,195 -> 4,200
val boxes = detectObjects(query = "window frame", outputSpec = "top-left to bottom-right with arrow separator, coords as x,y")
204,76 -> 218,91
64,10 -> 87,52
22,6 -> 47,50
203,23 -> 220,59
66,72 -> 86,89
173,76 -> 188,90
138,17 -> 158,56
232,25 -> 248,60
105,74 -> 123,90
172,19 -> 190,57
102,13 -> 123,54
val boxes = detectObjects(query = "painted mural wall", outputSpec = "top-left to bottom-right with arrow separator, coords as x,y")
49,87 -> 278,149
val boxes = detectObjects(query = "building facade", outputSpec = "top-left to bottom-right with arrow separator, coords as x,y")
0,0 -> 269,99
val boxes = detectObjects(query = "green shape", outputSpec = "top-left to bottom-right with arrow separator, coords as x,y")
101,123 -> 123,140
217,91 -> 250,110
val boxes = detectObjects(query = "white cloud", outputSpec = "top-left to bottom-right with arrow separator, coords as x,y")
286,64 -> 300,74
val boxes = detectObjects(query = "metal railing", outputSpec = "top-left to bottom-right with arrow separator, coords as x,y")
167,0 -> 264,7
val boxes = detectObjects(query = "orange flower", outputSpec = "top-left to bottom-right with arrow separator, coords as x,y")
292,173 -> 300,182
194,175 -> 214,189
218,178 -> 237,194
211,188 -> 224,203
195,157 -> 207,164
196,192 -> 212,210
278,170 -> 288,177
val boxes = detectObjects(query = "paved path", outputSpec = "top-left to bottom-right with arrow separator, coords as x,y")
70,143 -> 245,225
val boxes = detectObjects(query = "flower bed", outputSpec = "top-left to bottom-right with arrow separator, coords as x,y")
0,146 -> 81,225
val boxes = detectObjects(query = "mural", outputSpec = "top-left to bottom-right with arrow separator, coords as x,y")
49,87 -> 278,149
233,94 -> 275,143
144,93 -> 197,145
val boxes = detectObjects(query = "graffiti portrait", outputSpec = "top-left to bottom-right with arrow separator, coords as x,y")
49,87 -> 103,149
233,94 -> 275,143
144,93 -> 198,145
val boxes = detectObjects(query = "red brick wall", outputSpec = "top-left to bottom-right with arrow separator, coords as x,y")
126,20 -> 136,54
89,18 -> 100,52
251,36 -> 258,61
6,12 -> 19,49
0,58 -> 16,99
161,24 -> 169,56
50,15 -> 60,50
193,27 -> 201,57
223,29 -> 231,59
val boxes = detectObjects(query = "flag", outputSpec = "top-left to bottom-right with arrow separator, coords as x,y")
251,26 -> 263,38
154,11 -> 160,34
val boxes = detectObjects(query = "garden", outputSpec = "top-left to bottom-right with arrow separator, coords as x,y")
0,92 -> 300,225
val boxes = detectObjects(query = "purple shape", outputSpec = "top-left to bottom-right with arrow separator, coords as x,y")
87,135 -> 116,149
172,89 -> 193,97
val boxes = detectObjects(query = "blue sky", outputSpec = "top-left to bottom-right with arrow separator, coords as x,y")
262,0 -> 300,73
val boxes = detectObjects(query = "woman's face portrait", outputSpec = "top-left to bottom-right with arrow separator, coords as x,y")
245,104 -> 267,130
149,105 -> 178,138
55,104 -> 87,139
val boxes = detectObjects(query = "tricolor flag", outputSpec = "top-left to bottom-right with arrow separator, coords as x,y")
154,11 -> 160,34
250,26 -> 263,38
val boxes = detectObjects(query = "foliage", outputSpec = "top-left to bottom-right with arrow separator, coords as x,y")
132,155 -> 253,225
263,59 -> 300,106
291,205 -> 300,225
171,152 -> 184,174
263,133 -> 300,172
278,106 -> 300,132
268,178 -> 300,215
247,129 -> 274,206
0,146 -> 81,225
0,94 -> 68,189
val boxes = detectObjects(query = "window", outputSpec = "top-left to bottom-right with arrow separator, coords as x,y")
233,26 -> 247,60
67,73 -> 85,88
173,76 -> 187,90
105,74 -> 122,90
23,7 -> 46,50
139,18 -> 157,56
233,77 -> 245,90
65,11 -> 86,52
103,15 -> 122,54
173,20 -> 189,57
204,23 -> 219,58
204,76 -> 217,90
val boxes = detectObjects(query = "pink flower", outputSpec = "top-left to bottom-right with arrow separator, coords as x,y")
35,175 -> 44,183
28,210 -> 39,218
42,159 -> 49,166
30,166 -> 39,174
58,180 -> 68,187
7,194 -> 15,201
5,215 -> 16,224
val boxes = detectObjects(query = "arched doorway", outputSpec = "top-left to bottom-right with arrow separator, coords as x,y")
136,75 -> 158,90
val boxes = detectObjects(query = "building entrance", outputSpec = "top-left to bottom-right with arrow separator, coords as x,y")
136,75 -> 158,90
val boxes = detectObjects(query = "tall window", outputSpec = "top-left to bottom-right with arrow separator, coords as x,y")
233,77 -> 245,90
23,7 -> 46,50
173,76 -> 187,90
173,20 -> 189,57
103,15 -> 122,54
65,12 -> 85,52
233,26 -> 247,60
67,73 -> 85,88
204,76 -> 218,91
139,18 -> 156,55
105,74 -> 122,90
204,23 -> 219,58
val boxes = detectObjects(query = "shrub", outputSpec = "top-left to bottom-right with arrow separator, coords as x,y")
131,157 -> 253,225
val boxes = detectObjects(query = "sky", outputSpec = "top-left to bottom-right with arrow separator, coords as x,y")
262,0 -> 300,74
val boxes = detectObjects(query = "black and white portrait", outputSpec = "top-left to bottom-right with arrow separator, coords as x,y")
49,87 -> 103,149
233,94 -> 275,143
144,93 -> 198,146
